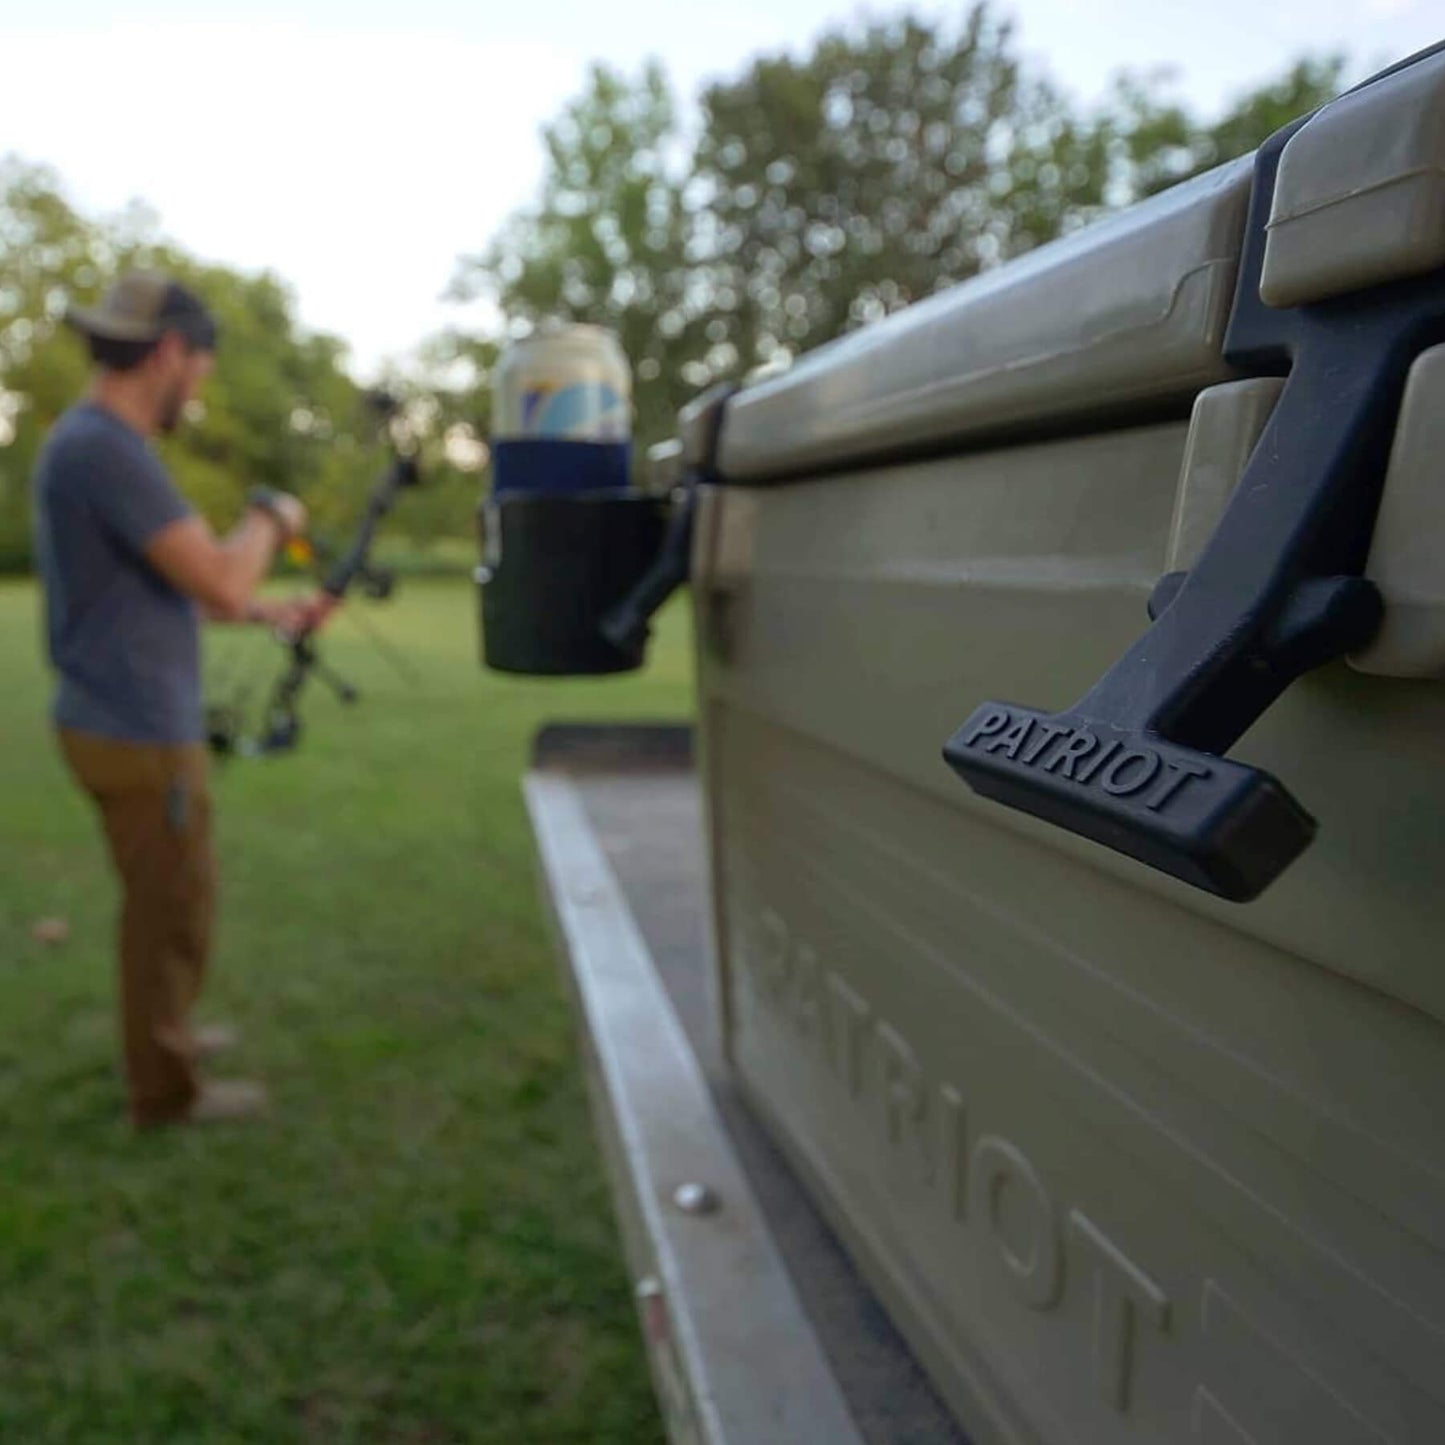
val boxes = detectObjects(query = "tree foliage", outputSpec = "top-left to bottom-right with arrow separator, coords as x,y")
1106,54 -> 1346,200
0,158 -> 415,568
1,14 -> 1350,563
449,62 -> 704,449
691,8 -> 1109,374
459,7 -> 1344,456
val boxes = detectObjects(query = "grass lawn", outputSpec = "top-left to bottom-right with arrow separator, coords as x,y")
0,576 -> 689,1444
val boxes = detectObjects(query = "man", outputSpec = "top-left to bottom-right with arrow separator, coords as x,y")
32,271 -> 330,1128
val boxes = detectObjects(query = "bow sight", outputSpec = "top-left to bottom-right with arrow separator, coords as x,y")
206,390 -> 422,759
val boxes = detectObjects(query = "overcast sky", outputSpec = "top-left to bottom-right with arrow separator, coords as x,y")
2,0 -> 1437,375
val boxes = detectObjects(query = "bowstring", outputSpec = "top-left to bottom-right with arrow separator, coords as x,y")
338,601 -> 423,688
205,610 -> 272,740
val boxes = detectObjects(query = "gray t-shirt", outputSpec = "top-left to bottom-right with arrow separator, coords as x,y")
33,402 -> 201,744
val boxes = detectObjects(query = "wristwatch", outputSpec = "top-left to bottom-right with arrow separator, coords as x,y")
246,486 -> 293,541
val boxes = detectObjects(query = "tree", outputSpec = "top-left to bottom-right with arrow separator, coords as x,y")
1107,55 -> 1345,201
448,62 -> 706,455
692,5 -> 1110,375
0,158 -> 381,569
456,9 -> 1344,455
389,329 -> 498,550
694,15 -> 1347,377
0,159 -> 98,566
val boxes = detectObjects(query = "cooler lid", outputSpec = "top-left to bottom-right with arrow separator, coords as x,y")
715,157 -> 1254,483
1261,46 -> 1445,308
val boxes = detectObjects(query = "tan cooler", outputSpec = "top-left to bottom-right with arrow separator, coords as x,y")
687,45 -> 1445,1445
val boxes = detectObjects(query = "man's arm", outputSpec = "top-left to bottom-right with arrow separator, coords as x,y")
232,594 -> 340,633
145,496 -> 305,621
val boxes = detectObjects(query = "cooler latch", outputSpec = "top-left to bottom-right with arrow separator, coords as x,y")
945,100 -> 1445,901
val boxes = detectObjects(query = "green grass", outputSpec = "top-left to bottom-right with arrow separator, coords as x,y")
0,577 -> 689,1444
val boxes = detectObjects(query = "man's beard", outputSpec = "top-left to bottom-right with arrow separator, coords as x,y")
157,381 -> 186,435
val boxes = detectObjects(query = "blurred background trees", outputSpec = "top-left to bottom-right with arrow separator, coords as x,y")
450,5 -> 1339,464
0,5 -> 1345,567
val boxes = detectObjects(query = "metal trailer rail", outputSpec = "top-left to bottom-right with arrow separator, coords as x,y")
525,724 -> 968,1445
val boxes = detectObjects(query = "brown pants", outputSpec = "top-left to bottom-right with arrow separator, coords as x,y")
58,728 -> 216,1125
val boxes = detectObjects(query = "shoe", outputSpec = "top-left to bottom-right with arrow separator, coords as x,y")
184,1079 -> 270,1123
189,1023 -> 240,1060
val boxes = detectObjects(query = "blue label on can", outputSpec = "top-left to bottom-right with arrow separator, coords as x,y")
520,382 -> 628,441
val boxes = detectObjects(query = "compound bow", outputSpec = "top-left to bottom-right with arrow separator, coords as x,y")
206,392 -> 422,759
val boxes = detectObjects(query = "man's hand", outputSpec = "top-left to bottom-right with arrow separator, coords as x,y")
247,593 -> 340,638
296,592 -> 340,634
273,494 -> 308,539
247,489 -> 308,542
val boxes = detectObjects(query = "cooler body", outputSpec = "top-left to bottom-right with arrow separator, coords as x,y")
690,51 -> 1445,1445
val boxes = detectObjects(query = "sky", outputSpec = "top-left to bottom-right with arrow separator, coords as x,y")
1,0 -> 1438,377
